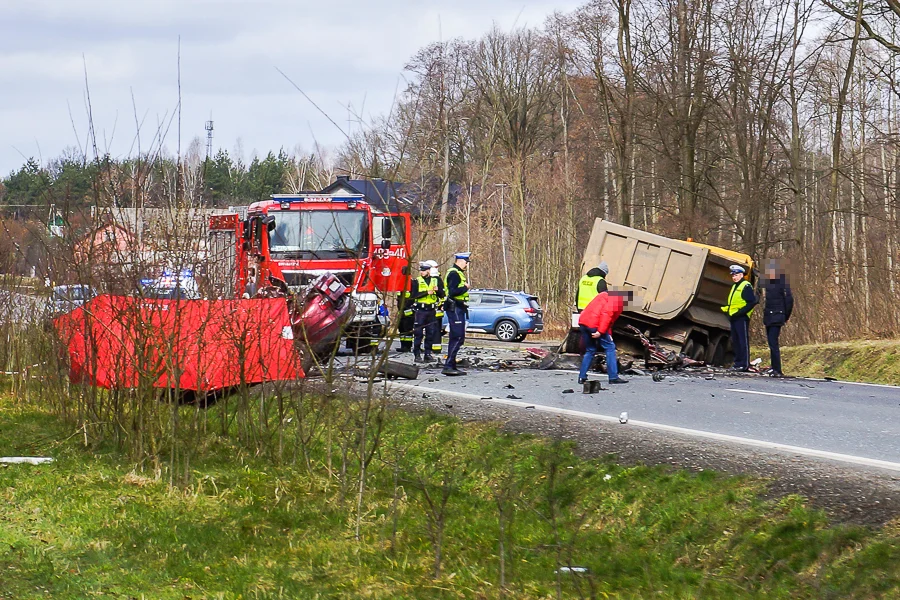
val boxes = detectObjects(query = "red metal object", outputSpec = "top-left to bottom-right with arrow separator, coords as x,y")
290,274 -> 353,355
54,295 -> 302,391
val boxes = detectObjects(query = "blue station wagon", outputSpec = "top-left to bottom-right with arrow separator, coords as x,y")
447,289 -> 544,342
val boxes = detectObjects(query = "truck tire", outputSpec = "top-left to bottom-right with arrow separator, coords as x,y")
495,319 -> 519,342
706,337 -> 726,366
691,343 -> 705,362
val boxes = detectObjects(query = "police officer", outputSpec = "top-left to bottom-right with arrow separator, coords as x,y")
409,261 -> 440,363
576,261 -> 609,311
442,252 -> 470,376
426,260 -> 445,357
721,264 -> 757,372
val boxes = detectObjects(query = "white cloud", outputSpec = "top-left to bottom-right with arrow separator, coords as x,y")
1,0 -> 583,175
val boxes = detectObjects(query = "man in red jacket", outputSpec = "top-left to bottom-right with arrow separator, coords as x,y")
578,290 -> 631,384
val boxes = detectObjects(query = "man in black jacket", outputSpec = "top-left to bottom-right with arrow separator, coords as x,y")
762,259 -> 794,377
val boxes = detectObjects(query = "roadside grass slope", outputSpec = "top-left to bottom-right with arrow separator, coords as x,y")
1,387 -> 900,598
752,340 -> 900,385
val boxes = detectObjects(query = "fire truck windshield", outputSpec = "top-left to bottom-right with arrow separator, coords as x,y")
269,210 -> 369,258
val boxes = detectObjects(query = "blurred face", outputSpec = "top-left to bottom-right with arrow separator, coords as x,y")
731,272 -> 743,282
457,258 -> 469,270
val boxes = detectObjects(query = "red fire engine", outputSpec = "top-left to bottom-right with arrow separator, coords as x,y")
207,192 -> 411,348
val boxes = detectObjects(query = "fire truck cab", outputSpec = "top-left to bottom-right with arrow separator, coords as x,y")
209,192 -> 411,345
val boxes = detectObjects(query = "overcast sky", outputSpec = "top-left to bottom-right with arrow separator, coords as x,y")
1,0 -> 583,176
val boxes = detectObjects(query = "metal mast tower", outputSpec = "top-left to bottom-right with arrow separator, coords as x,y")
205,120 -> 214,160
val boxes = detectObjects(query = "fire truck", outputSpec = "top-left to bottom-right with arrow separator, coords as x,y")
207,192 -> 412,348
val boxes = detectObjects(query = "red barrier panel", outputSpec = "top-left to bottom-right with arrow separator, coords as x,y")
54,295 -> 302,391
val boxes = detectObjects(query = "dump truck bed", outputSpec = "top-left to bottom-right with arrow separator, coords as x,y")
580,219 -> 753,331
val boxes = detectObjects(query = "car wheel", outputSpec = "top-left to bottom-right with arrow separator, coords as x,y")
495,319 -> 519,342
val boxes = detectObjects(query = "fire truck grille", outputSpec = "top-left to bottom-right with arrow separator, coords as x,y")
283,271 -> 355,290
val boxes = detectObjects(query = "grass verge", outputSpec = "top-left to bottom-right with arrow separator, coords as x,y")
1,390 -> 900,598
752,340 -> 900,385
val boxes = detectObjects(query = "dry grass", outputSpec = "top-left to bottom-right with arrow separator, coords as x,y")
755,340 -> 900,385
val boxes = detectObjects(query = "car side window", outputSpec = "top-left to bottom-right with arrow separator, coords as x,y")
468,293 -> 482,304
481,294 -> 502,306
504,296 -> 519,305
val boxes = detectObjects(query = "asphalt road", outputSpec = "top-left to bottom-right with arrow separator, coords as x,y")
359,341 -> 900,472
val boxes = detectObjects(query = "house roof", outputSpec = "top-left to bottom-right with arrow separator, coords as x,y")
319,177 -> 403,213
319,176 -> 460,218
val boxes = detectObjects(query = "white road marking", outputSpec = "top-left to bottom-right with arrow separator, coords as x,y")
820,379 -> 900,390
386,383 -> 900,473
725,388 -> 809,400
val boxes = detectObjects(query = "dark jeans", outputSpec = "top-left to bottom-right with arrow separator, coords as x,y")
578,326 -> 618,381
766,324 -> 782,374
730,317 -> 750,369
444,304 -> 467,369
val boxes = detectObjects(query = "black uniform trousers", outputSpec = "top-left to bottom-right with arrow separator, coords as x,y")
398,310 -> 414,351
444,302 -> 467,369
730,316 -> 750,369
413,307 -> 437,358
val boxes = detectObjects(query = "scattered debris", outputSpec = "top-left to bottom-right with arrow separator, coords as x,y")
652,372 -> 666,382
525,405 -> 535,409
582,380 -> 604,394
618,411 -> 629,424
503,384 -> 515,389
506,394 -> 522,399
623,325 -> 705,369
538,352 -> 583,371
0,457 -> 54,465
624,366 -> 646,376
562,389 -> 575,394
525,347 -> 550,359
488,360 -> 518,371
376,360 -> 419,380
444,404 -> 453,409
750,358 -> 762,367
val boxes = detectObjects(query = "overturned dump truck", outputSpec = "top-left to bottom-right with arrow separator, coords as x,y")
567,219 -> 755,366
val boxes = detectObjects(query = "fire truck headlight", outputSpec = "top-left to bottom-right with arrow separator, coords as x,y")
280,202 -> 291,210
347,201 -> 358,209
381,267 -> 391,277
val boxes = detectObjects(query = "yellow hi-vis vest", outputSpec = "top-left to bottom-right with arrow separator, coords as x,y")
723,279 -> 754,317
577,274 -> 605,310
415,276 -> 438,305
446,266 -> 469,301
